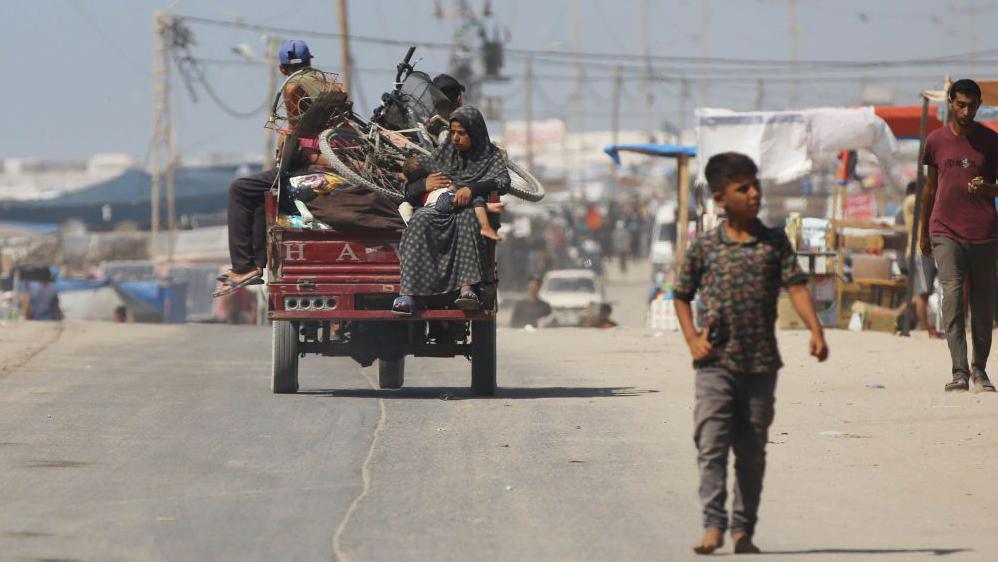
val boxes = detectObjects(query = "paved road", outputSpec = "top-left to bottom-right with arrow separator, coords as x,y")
2,266 -> 997,561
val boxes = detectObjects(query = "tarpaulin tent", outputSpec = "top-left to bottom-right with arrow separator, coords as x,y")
603,144 -> 697,268
695,107 -> 900,184
874,105 -> 943,139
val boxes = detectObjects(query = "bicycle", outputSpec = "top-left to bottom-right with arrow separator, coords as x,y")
321,46 -> 546,203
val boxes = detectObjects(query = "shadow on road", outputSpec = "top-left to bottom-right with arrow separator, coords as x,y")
299,386 -> 659,400
758,548 -> 969,556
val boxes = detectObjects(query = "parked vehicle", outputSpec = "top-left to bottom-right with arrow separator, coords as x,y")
649,203 -> 677,272
538,269 -> 605,327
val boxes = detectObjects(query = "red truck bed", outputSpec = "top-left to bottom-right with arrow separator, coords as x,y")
264,189 -> 497,396
265,197 -> 494,321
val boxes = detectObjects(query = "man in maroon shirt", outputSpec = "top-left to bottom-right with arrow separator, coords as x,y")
920,79 -> 998,392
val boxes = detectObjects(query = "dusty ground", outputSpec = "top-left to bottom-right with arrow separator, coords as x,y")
0,260 -> 994,561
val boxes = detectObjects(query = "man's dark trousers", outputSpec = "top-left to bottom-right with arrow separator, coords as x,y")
694,366 -> 777,535
931,236 -> 998,380
227,168 -> 278,274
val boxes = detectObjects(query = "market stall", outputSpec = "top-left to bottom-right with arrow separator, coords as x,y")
603,143 -> 697,267
695,105 -> 902,328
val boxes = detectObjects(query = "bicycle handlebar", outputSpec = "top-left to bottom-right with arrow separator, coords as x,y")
394,45 -> 416,85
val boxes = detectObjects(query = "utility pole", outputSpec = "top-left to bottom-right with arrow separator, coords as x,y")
640,0 -> 654,139
788,0 -> 800,108
570,0 -> 585,198
263,35 -> 280,169
698,0 -> 710,107
610,65 -> 622,194
151,11 -> 176,262
679,77 -> 689,132
524,55 -> 534,172
754,79 -> 764,111
611,66 -> 622,148
337,0 -> 352,97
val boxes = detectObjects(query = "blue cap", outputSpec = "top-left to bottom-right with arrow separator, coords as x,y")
279,39 -> 313,65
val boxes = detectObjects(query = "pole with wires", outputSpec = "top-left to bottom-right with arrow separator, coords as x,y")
610,65 -> 622,203
337,0 -> 352,97
524,55 -> 534,172
150,12 -> 168,260
263,35 -> 280,169
612,66 -> 622,148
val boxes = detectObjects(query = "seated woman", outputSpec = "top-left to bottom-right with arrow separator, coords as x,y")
393,106 -> 510,315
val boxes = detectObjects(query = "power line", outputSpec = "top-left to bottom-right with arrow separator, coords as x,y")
176,13 -> 998,69
69,0 -> 150,76
191,56 -> 967,85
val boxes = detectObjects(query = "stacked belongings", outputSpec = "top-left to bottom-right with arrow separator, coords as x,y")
280,91 -> 405,231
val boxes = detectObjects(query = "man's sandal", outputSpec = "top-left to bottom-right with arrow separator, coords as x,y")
945,378 -> 970,392
212,270 -> 264,298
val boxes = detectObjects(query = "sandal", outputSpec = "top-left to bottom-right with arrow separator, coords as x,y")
392,295 -> 415,316
945,377 -> 970,392
972,370 -> 996,393
212,270 -> 264,298
454,287 -> 480,310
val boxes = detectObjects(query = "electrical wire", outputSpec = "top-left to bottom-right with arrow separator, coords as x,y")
175,13 -> 998,69
173,50 -> 271,118
68,0 -> 150,76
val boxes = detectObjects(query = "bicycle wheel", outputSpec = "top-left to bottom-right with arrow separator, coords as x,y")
318,128 -> 406,204
506,159 -> 545,202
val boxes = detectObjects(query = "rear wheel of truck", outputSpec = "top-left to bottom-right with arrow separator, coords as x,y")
272,320 -> 299,394
470,320 -> 497,396
378,357 -> 405,389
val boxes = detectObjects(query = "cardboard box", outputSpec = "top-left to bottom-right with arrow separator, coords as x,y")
839,283 -> 874,328
851,254 -> 892,280
778,294 -> 806,330
851,301 -> 901,333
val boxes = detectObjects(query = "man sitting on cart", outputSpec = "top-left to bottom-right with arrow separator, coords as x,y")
215,39 -> 344,297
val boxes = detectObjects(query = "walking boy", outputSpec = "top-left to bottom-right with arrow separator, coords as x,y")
673,152 -> 829,555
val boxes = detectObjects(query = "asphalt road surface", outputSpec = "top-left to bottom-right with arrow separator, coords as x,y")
2,263 -> 997,561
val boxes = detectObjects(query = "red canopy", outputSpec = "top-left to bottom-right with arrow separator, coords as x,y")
874,105 -> 942,138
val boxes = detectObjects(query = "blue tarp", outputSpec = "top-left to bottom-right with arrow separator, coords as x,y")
52,279 -> 110,293
112,280 -> 187,323
603,144 -> 697,165
0,164 -> 261,227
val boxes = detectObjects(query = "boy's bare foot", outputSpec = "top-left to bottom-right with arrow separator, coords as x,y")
486,201 -> 506,214
481,227 -> 502,242
732,532 -> 761,554
692,528 -> 724,555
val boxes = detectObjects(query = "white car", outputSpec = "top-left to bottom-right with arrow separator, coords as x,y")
650,203 -> 677,270
538,269 -> 605,327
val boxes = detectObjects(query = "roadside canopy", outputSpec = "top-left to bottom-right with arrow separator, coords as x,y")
602,143 -> 697,269
603,144 -> 696,165
695,107 -> 899,184
874,105 -> 942,139
922,78 -> 998,105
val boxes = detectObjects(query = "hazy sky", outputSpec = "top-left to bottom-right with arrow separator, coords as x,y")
4,0 -> 996,161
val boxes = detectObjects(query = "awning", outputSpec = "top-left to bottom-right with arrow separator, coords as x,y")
923,78 -> 998,104
603,143 -> 696,165
874,105 -> 942,138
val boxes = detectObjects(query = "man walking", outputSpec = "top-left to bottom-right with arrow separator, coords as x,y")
903,181 -> 942,338
920,79 -> 998,392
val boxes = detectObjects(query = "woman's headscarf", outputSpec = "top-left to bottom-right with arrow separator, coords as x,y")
424,106 -> 510,191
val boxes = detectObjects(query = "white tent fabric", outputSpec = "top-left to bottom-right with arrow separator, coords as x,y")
696,106 -> 900,184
